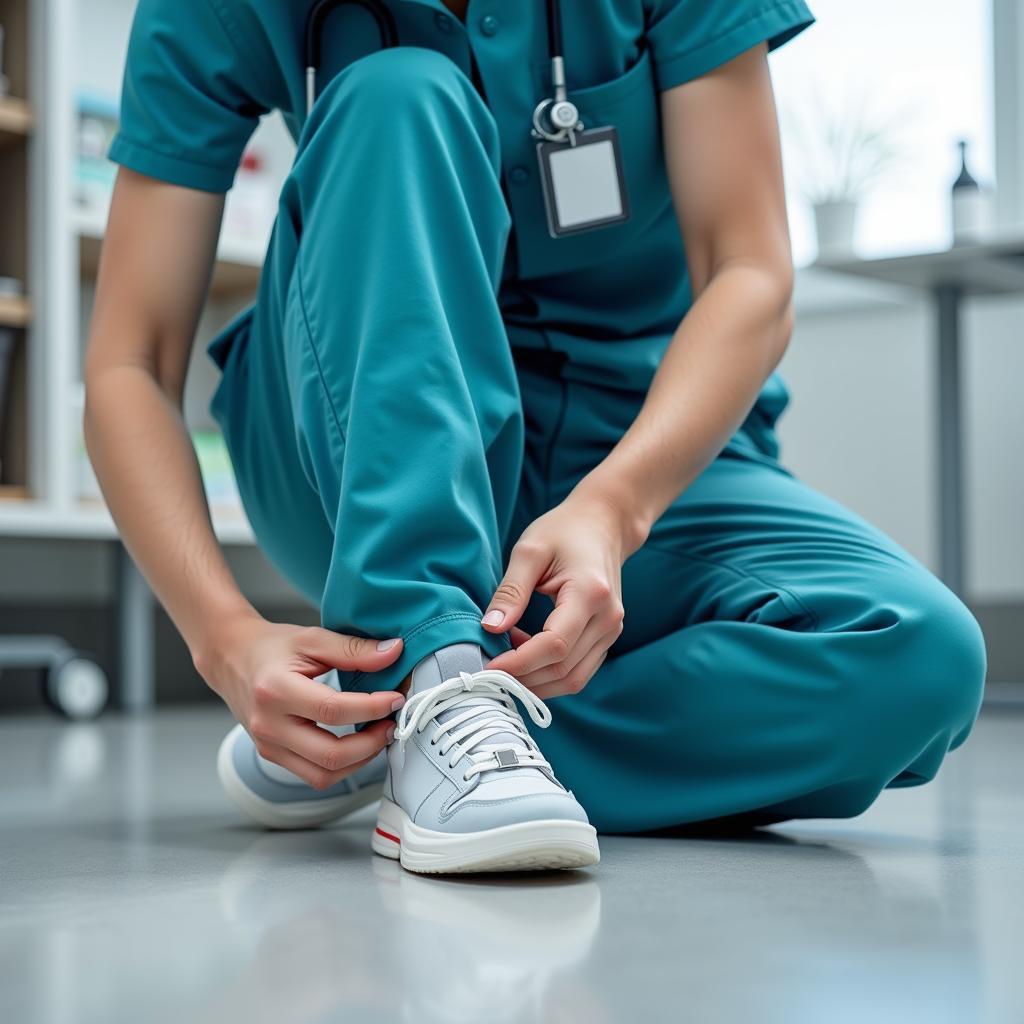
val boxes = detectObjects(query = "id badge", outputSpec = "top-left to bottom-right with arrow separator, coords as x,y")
536,126 -> 631,238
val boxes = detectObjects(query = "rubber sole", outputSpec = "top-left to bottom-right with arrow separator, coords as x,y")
217,729 -> 383,830
371,797 -> 600,874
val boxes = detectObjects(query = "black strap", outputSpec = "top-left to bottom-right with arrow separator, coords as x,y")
304,0 -> 398,70
512,346 -> 568,377
545,0 -> 563,62
306,0 -> 560,70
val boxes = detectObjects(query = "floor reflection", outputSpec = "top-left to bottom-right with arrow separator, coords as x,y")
1,709 -> 1019,1024
208,830 -> 606,1024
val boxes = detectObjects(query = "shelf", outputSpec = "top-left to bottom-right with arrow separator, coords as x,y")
75,211 -> 265,299
0,497 -> 255,545
815,235 -> 1024,297
0,97 -> 33,146
0,294 -> 32,328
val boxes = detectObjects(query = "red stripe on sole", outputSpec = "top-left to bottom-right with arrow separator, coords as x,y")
375,826 -> 400,845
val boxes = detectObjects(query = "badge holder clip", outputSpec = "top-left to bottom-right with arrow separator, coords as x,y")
531,55 -> 630,238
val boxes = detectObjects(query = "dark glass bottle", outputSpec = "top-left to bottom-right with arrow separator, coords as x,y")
951,139 -> 987,243
952,140 -> 979,193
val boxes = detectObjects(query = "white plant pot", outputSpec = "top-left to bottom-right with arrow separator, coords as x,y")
813,200 -> 858,261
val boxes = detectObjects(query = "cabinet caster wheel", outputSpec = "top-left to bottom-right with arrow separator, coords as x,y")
45,654 -> 109,720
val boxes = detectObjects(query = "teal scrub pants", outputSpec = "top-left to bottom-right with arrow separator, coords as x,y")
210,49 -> 986,833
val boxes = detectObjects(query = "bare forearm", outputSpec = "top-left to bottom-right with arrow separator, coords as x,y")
84,363 -> 257,659
575,260 -> 793,551
77,179 -> 406,783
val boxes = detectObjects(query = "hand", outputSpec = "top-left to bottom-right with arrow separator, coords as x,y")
196,613 -> 406,789
481,493 -> 630,699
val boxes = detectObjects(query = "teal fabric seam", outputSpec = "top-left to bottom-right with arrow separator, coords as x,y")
655,1 -> 813,90
106,136 -> 234,192
295,248 -> 350,447
206,0 -> 280,105
347,612 -> 505,689
640,541 -> 822,632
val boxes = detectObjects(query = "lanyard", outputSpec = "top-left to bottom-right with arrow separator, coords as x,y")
304,0 -> 578,139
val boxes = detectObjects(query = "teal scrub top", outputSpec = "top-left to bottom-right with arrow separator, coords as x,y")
109,0 -> 814,392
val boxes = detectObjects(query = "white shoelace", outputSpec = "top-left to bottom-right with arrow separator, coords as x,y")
394,669 -> 553,782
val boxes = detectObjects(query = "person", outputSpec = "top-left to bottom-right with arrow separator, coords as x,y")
84,0 -> 986,874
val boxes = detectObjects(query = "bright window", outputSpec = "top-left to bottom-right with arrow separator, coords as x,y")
770,0 -> 995,264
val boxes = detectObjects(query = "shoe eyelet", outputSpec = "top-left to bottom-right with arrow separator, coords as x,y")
463,773 -> 470,782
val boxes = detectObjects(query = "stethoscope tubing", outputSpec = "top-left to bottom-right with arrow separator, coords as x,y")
303,0 -> 566,117
304,0 -> 399,114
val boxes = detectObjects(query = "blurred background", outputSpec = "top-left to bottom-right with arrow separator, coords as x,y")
0,0 -> 1021,716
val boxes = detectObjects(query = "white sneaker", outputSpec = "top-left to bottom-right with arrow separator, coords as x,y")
217,723 -> 386,830
371,644 -> 599,873
216,670 -> 387,829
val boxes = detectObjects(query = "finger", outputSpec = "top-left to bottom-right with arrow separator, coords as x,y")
279,716 -> 394,774
262,673 -> 406,726
530,647 -> 609,702
488,605 -> 595,677
298,628 -> 404,673
252,739 -> 336,789
509,626 -> 532,648
532,582 -> 595,664
486,624 -> 581,677
517,617 -> 613,688
519,587 -> 623,684
483,627 -> 531,672
253,739 -> 383,792
481,540 -> 550,633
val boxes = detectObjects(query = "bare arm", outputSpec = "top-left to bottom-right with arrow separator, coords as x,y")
577,41 -> 795,542
85,169 -> 404,784
84,169 -> 247,650
485,44 -> 794,693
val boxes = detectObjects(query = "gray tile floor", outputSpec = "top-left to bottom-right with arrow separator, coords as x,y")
1,707 -> 1022,1024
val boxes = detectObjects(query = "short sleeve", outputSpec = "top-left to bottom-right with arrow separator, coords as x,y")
646,0 -> 814,92
108,0 -> 268,193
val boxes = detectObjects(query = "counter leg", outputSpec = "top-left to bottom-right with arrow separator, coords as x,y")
935,284 -> 965,596
115,543 -> 156,712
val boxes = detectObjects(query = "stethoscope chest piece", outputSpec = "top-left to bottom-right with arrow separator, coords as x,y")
532,96 -> 582,144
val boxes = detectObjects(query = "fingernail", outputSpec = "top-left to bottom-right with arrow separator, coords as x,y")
482,609 -> 504,627
386,724 -> 396,742
377,638 -> 399,651
390,696 -> 405,712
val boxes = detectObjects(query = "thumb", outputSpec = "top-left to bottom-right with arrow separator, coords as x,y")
482,542 -> 548,633
301,628 -> 404,673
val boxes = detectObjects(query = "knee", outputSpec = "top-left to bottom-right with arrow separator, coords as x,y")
313,47 -> 485,131
894,580 -> 986,738
847,574 -> 986,779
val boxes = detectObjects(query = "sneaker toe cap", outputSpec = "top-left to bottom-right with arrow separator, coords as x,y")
441,791 -> 591,833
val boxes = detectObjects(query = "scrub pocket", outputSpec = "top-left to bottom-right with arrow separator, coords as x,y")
513,47 -> 672,281
727,371 -> 791,465
207,306 -> 254,435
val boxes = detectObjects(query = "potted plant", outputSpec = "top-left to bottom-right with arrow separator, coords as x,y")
785,88 -> 903,261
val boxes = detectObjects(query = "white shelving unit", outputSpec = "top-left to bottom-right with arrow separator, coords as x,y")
0,0 -> 272,537
0,0 -> 272,711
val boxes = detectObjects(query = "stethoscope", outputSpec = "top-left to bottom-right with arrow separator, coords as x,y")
303,0 -> 583,143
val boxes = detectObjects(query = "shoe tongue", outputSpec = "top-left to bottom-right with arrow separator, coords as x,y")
409,643 -> 525,752
409,643 -> 484,694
